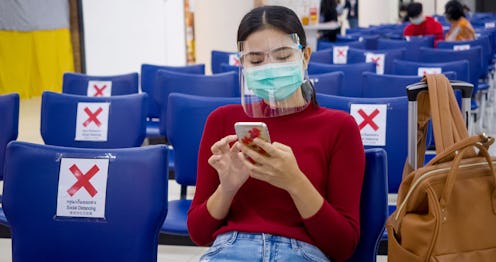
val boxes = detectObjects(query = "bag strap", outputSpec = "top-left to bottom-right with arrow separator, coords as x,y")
426,74 -> 471,154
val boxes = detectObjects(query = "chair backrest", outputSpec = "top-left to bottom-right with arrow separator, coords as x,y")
361,71 -> 457,98
140,63 -> 205,118
309,71 -> 344,95
417,46 -> 483,92
377,36 -> 434,61
155,70 -> 239,138
40,91 -> 148,148
62,72 -> 139,97
308,62 -> 376,97
347,48 -> 406,75
2,142 -> 168,262
0,93 -> 19,180
317,40 -> 366,51
437,35 -> 491,77
211,50 -> 239,74
316,93 -> 407,194
347,148 -> 388,262
393,59 -> 470,83
166,93 -> 240,186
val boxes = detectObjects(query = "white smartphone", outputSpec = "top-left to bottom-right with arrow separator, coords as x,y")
234,122 -> 271,157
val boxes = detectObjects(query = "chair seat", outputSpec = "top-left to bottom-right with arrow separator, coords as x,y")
161,199 -> 192,235
0,208 -> 10,226
146,120 -> 161,138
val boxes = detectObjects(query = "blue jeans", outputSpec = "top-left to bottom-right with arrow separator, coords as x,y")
200,231 -> 331,262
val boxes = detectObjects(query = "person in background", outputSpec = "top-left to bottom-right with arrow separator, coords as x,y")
344,0 -> 358,28
445,0 -> 475,41
188,5 -> 365,262
319,0 -> 340,41
399,4 -> 409,23
403,2 -> 444,46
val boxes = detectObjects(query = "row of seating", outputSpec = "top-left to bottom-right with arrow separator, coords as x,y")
0,91 -> 388,261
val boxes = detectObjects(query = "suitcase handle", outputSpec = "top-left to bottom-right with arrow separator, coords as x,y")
406,80 -> 473,101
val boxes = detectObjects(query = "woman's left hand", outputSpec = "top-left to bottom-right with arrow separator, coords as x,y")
236,138 -> 304,192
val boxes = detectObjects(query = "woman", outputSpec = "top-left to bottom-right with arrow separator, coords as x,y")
187,5 -> 365,262
445,0 -> 475,41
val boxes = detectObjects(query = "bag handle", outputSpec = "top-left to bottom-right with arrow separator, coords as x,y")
426,134 -> 494,166
440,138 -> 496,214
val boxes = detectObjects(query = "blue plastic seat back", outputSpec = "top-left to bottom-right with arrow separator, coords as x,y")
40,91 -> 148,148
377,36 -> 433,61
62,72 -> 139,96
347,148 -> 388,262
317,93 -> 407,194
437,36 -> 491,77
2,142 -> 168,262
393,59 -> 470,83
417,46 -> 483,93
211,50 -> 239,74
317,40 -> 366,51
308,62 -> 376,97
155,70 -> 239,138
309,71 -> 344,95
166,93 -> 240,186
347,48 -> 406,75
140,63 -> 205,118
0,93 -> 19,180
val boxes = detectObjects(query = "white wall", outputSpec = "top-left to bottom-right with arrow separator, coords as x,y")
82,0 -> 186,75
194,0 -> 253,74
359,0 -> 399,27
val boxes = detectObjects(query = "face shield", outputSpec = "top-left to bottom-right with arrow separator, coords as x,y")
238,33 -> 313,118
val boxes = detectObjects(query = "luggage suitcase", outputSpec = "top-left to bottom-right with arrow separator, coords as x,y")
386,74 -> 496,261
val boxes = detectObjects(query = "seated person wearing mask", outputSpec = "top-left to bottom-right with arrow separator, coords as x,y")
403,2 -> 444,46
445,0 -> 475,41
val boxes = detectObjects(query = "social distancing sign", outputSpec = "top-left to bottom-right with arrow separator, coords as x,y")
350,104 -> 387,146
87,81 -> 112,97
75,102 -> 110,142
453,44 -> 471,51
333,46 -> 349,64
417,67 -> 442,76
56,158 -> 109,218
366,53 -> 385,75
229,54 -> 241,66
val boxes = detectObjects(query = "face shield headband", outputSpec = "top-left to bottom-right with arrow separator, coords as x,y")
237,33 -> 313,118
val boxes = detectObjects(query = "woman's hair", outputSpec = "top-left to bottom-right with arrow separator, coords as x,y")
407,2 -> 423,18
445,0 -> 465,21
237,5 -> 318,107
237,5 -> 307,49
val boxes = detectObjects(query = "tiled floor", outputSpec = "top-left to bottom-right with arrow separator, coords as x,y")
0,96 -> 388,261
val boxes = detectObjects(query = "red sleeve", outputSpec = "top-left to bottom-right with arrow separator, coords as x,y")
187,108 -> 227,246
302,114 -> 365,262
430,21 -> 445,47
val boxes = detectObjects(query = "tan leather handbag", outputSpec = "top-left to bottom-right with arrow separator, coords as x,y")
386,75 -> 496,261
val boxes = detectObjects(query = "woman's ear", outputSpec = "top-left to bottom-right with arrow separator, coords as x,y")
303,46 -> 312,68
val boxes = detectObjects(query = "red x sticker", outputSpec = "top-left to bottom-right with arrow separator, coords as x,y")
83,107 -> 103,127
67,164 -> 99,197
357,109 -> 380,131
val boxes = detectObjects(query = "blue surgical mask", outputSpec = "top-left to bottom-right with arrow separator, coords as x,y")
410,16 -> 425,25
243,60 -> 304,101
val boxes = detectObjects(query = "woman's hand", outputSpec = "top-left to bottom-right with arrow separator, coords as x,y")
236,138 -> 305,192
208,135 -> 250,195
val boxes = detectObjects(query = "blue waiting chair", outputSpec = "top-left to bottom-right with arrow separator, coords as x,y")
308,62 -> 376,97
361,71 -> 457,98
377,36 -> 434,61
140,63 -> 205,138
309,71 -> 344,95
2,142 -> 168,261
211,50 -> 239,74
0,93 -> 19,226
347,148 -> 388,262
317,93 -> 407,217
317,40 -> 366,51
393,59 -> 470,84
347,48 -> 406,75
62,72 -> 139,97
161,93 -> 240,236
40,91 -> 148,149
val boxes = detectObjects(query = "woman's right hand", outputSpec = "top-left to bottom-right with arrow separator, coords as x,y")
208,135 -> 249,195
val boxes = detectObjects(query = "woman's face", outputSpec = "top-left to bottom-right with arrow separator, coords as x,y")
240,28 -> 311,69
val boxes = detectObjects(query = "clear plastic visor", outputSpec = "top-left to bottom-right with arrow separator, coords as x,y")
238,33 -> 312,118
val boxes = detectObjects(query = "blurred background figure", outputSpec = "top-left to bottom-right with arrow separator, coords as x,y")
403,2 -> 444,46
344,0 -> 358,28
445,0 -> 475,41
319,0 -> 340,41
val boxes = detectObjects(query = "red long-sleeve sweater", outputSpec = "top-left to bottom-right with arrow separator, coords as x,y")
403,16 -> 444,47
187,103 -> 365,262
